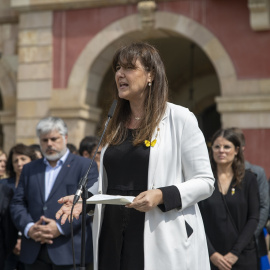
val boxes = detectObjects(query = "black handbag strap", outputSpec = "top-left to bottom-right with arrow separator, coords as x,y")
220,193 -> 239,234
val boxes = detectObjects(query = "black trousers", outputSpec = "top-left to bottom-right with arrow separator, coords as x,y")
24,245 -> 92,270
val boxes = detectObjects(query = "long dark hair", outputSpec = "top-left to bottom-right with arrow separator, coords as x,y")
6,143 -> 38,178
102,42 -> 168,146
210,128 -> 245,187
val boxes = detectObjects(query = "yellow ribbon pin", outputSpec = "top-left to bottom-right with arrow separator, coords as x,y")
145,139 -> 157,147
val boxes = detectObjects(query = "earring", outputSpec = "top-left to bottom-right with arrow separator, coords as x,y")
148,82 -> 152,86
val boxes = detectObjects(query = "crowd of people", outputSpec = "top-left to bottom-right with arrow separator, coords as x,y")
0,42 -> 269,270
0,130 -> 100,270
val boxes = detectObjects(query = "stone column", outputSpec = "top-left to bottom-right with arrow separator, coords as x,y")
0,7 -> 18,152
16,11 -> 53,144
215,79 -> 270,177
248,0 -> 270,31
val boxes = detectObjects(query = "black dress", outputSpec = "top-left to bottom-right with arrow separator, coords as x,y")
98,130 -> 149,270
199,170 -> 260,270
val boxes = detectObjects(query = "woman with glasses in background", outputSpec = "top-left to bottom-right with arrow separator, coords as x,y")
199,128 -> 260,270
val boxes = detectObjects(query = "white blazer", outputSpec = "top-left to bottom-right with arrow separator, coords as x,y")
89,102 -> 215,270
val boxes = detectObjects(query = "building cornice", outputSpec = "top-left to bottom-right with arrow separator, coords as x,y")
0,9 -> 18,24
10,0 -> 169,12
248,0 -> 270,31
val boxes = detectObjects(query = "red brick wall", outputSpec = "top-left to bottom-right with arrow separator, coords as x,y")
53,0 -> 270,88
53,6 -> 137,88
159,0 -> 270,79
243,129 -> 270,179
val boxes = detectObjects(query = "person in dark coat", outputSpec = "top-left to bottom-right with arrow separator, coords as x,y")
0,183 -> 17,269
199,128 -> 260,270
231,127 -> 270,269
1,144 -> 38,270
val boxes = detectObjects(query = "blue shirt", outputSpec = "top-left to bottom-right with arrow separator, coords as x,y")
44,149 -> 69,201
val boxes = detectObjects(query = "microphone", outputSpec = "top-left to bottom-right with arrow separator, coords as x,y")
108,99 -> 117,118
73,100 -> 117,205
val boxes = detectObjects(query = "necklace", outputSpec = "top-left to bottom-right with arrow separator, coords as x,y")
134,117 -> 141,120
217,178 -> 235,196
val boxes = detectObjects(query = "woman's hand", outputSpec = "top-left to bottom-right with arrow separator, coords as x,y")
224,252 -> 238,266
126,189 -> 163,212
55,195 -> 82,225
210,252 -> 232,270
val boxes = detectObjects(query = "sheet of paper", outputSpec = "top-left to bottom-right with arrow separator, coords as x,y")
83,194 -> 135,205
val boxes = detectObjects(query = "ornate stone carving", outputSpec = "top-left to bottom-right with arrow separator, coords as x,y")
248,0 -> 270,31
137,1 -> 157,31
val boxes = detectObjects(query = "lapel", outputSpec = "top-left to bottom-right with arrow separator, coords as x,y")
46,153 -> 74,201
99,145 -> 108,194
148,105 -> 169,190
37,160 -> 46,204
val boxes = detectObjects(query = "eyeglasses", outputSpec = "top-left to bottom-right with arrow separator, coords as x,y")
212,144 -> 233,152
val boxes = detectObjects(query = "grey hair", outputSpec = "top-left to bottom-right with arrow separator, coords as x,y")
36,117 -> 68,137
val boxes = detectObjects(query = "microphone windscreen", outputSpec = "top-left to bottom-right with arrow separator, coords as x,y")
108,100 -> 117,118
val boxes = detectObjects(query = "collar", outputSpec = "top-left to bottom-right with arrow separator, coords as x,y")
43,148 -> 70,167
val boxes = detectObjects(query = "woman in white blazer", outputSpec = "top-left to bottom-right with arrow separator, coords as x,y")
56,42 -> 215,270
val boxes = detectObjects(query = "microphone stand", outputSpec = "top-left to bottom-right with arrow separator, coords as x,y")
76,100 -> 117,270
79,186 -> 87,270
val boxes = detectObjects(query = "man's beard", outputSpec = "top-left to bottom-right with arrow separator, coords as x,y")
42,147 -> 67,161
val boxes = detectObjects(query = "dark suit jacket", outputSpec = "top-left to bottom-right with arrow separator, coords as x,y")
10,152 -> 99,265
0,183 -> 17,269
245,161 -> 269,257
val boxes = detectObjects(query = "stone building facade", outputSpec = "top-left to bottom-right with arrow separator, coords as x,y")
0,0 -> 270,176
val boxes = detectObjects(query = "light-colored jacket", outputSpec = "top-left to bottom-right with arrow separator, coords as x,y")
89,102 -> 215,270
